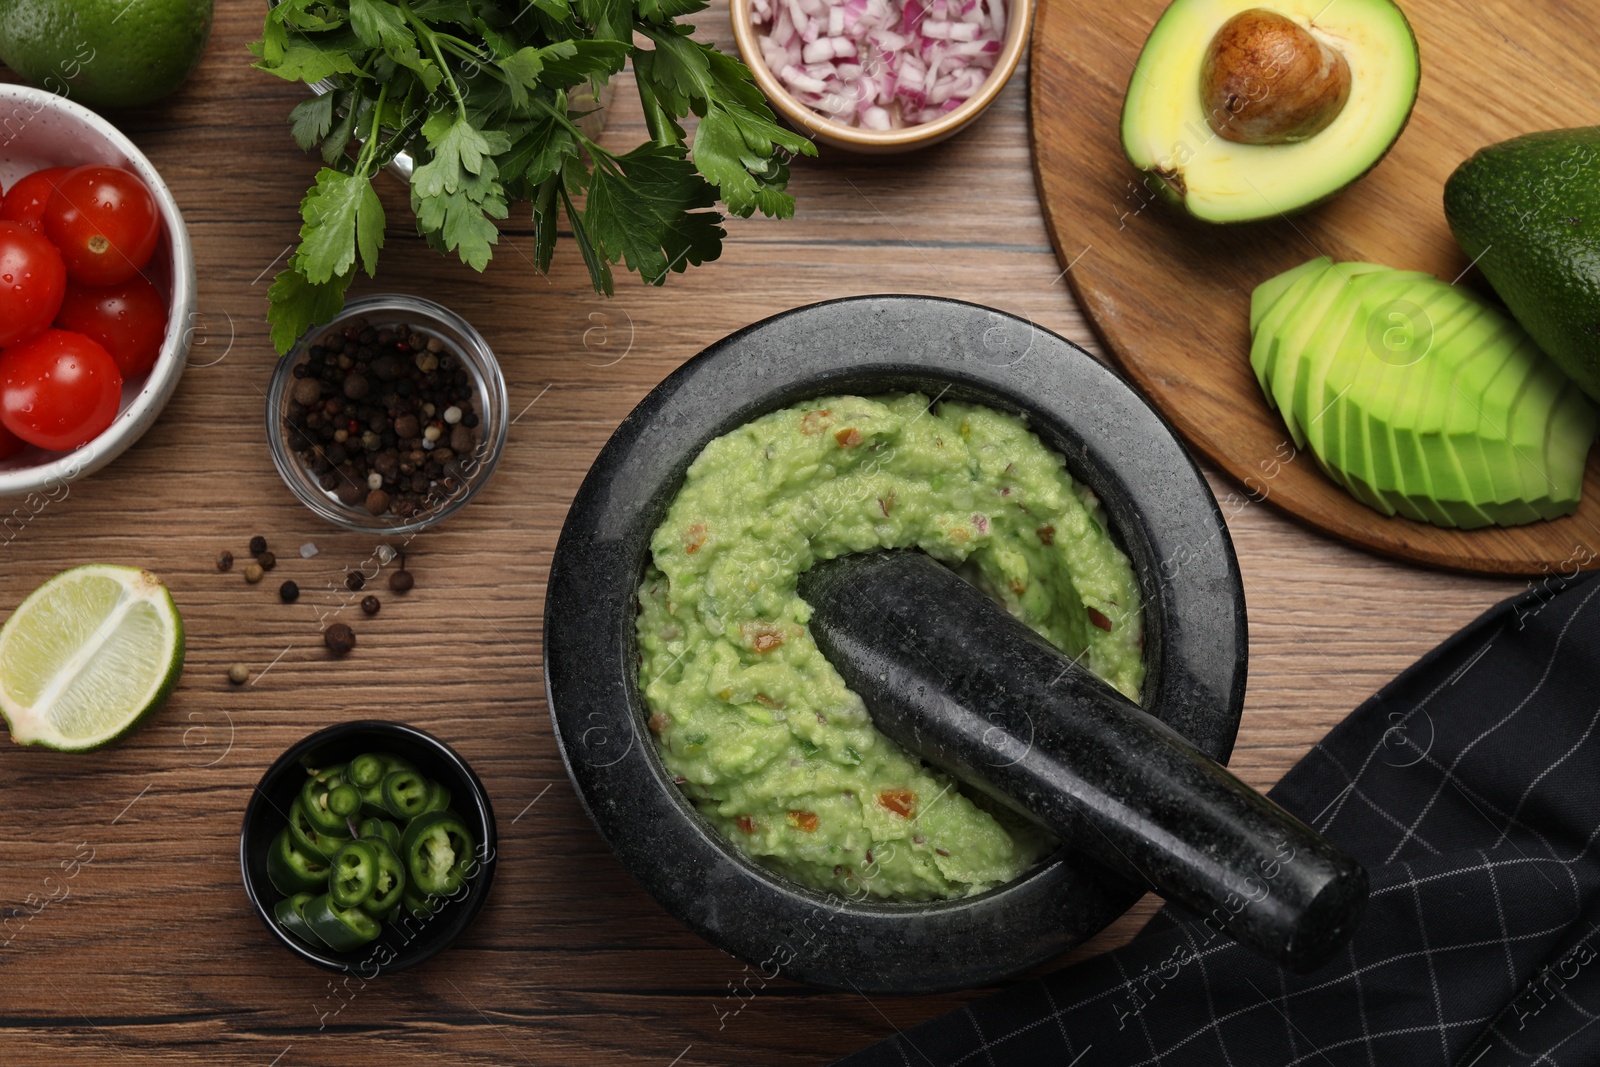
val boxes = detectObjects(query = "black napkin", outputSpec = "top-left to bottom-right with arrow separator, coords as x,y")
833,570 -> 1600,1066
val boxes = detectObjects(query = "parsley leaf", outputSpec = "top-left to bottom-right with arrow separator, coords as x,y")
288,94 -> 335,151
634,27 -> 815,216
297,168 -> 386,283
585,143 -> 723,283
267,258 -> 356,355
348,0 -> 411,52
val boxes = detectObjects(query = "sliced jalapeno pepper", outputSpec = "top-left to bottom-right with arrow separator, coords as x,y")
401,886 -> 436,918
358,755 -> 420,814
329,839 -> 381,908
274,892 -> 327,947
401,810 -> 475,896
304,892 -> 381,951
347,753 -> 386,788
267,827 -> 329,895
420,779 -> 452,815
382,769 -> 432,821
357,839 -> 406,917
328,783 -> 363,818
288,798 -> 349,862
358,817 -> 402,854
300,765 -> 350,834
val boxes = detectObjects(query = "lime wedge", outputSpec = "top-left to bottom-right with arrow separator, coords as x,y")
0,565 -> 185,751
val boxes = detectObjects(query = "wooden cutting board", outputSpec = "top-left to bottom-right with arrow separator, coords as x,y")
1030,0 -> 1600,576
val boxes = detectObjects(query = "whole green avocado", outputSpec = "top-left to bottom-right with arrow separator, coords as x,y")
1445,128 -> 1600,402
0,0 -> 213,109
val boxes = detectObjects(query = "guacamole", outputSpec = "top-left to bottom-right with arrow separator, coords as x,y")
636,394 -> 1145,900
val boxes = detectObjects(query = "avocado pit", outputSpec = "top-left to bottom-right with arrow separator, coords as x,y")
1200,8 -> 1351,145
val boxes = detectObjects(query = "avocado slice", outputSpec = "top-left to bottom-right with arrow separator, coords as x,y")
1445,128 -> 1600,402
1250,256 -> 1333,398
1251,257 -> 1598,527
1293,267 -> 1425,457
1251,256 -> 1328,335
1346,274 -> 1483,526
1121,0 -> 1421,224
1265,261 -> 1395,443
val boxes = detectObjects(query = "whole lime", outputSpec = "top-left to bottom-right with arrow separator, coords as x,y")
0,0 -> 214,109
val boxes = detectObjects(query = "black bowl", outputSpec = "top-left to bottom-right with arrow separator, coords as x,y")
240,721 -> 498,973
544,295 -> 1248,992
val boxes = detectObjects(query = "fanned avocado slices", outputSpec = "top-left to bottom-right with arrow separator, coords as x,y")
1248,258 -> 1598,528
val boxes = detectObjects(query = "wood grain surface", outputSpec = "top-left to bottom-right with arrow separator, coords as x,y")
1031,0 -> 1600,576
0,2 -> 1525,1064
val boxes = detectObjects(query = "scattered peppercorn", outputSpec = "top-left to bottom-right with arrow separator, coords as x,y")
227,663 -> 251,685
244,563 -> 264,584
389,569 -> 414,593
257,551 -> 277,571
249,535 -> 268,556
283,318 -> 483,521
345,571 -> 365,591
216,550 -> 234,572
324,623 -> 357,656
279,580 -> 300,603
361,595 -> 381,616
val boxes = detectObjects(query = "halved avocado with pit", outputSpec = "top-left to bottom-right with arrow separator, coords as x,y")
1121,0 -> 1421,223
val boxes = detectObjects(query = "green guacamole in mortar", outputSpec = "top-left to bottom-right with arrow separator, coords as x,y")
636,394 -> 1145,900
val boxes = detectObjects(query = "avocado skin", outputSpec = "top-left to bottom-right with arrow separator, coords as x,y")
1445,128 -> 1600,401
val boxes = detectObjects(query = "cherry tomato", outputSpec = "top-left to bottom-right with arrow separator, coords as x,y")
43,165 -> 161,286
0,221 -> 67,348
54,276 -> 168,380
0,420 -> 25,461
0,167 -> 70,233
0,329 -> 122,451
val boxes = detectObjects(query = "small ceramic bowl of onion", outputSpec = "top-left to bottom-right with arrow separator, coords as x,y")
730,0 -> 1032,152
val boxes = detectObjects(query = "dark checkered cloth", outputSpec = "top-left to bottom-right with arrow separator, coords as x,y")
834,571 -> 1600,1067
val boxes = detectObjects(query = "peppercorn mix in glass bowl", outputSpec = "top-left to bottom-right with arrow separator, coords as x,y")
267,295 -> 509,534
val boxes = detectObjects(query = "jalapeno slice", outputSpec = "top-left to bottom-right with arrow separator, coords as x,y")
300,766 -> 351,834
328,783 -> 363,818
358,817 -> 402,853
329,839 -> 381,908
401,810 -> 475,896
273,892 -> 327,947
382,769 -> 432,820
267,828 -> 330,895
346,753 -> 386,788
304,892 -> 381,951
420,780 -> 452,815
401,886 -> 437,918
357,839 -> 406,917
288,798 -> 349,862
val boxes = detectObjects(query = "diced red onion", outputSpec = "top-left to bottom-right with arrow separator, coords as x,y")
753,0 -> 1005,129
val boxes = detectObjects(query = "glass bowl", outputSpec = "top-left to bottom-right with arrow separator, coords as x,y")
266,295 -> 509,535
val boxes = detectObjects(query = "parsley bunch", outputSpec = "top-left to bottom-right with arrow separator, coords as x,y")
252,0 -> 815,352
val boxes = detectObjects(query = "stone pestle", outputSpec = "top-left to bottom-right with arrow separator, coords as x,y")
798,550 -> 1368,973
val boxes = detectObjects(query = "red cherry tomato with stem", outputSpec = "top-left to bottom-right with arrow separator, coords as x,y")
43,165 -> 160,286
0,220 -> 67,347
55,275 -> 168,380
0,167 -> 71,233
0,329 -> 123,451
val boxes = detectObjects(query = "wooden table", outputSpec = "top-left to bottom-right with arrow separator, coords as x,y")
0,4 -> 1518,1064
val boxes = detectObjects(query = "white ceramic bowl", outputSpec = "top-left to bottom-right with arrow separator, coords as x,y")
0,84 -> 195,498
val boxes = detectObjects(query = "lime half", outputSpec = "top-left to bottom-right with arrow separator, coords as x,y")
0,565 -> 184,751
